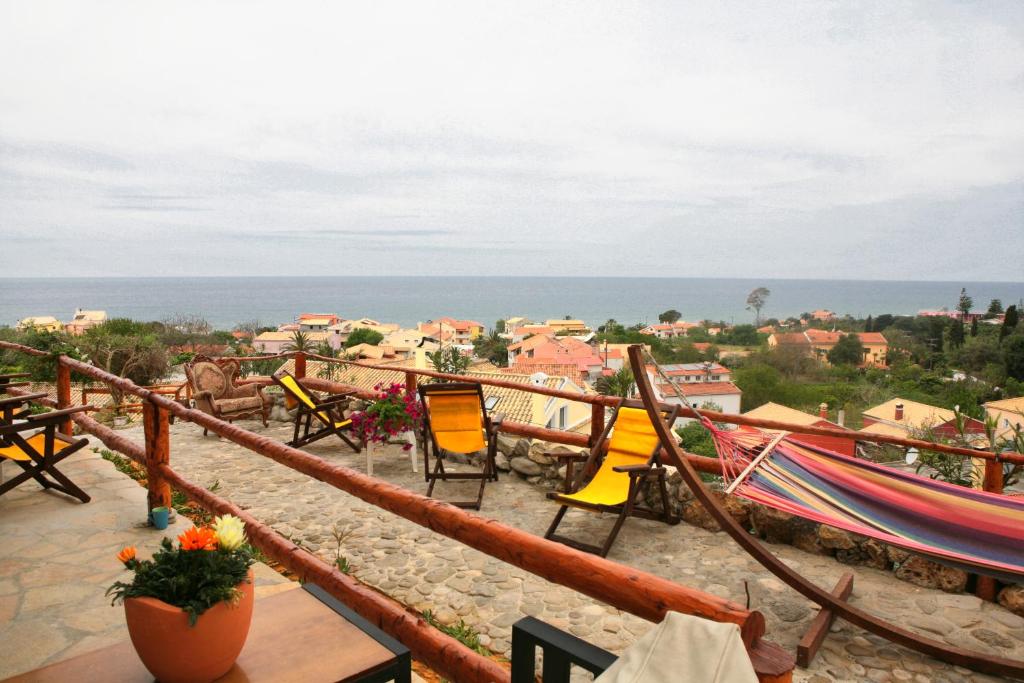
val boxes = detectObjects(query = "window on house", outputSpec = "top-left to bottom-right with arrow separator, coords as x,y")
559,406 -> 568,429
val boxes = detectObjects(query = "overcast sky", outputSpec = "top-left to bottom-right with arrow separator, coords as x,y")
1,2 -> 1022,280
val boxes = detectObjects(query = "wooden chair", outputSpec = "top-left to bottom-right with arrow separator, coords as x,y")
544,401 -> 680,557
0,401 -> 93,503
271,370 -> 360,452
418,382 -> 503,510
184,355 -> 270,434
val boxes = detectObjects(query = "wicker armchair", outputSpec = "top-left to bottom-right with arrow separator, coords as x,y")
184,355 -> 270,433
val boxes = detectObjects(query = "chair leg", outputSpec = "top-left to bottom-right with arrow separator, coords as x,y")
545,505 -> 570,540
426,456 -> 445,498
657,470 -> 679,525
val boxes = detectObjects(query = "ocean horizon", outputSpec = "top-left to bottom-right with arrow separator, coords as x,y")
2,276 -> 1022,331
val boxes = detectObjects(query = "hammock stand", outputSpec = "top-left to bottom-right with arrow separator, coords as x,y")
628,345 -> 1024,679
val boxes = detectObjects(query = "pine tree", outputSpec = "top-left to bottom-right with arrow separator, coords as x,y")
865,315 -> 874,333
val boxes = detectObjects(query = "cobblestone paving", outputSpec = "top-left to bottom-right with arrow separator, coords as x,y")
119,419 -> 1024,683
0,448 -> 292,679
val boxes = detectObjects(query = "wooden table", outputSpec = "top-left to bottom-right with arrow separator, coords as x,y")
4,585 -> 411,683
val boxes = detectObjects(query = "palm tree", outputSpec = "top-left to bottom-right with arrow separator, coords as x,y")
283,330 -> 313,353
314,341 -> 339,380
595,367 -> 636,398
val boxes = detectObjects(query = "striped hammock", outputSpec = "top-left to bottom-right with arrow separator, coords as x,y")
707,424 -> 1024,581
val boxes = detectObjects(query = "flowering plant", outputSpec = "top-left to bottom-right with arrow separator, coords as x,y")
107,515 -> 255,625
351,382 -> 423,450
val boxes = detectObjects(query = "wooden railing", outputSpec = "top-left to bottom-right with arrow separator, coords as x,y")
5,340 -> 1022,681
0,341 -> 794,682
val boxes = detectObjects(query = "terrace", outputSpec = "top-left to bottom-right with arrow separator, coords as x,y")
1,341 -> 1023,682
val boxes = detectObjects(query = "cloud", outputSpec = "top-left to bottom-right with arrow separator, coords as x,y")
0,1 -> 1021,279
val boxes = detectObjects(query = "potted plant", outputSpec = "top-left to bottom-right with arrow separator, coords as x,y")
108,515 -> 256,683
351,382 -> 423,459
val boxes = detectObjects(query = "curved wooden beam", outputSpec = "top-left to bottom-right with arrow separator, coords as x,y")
627,344 -> 1024,680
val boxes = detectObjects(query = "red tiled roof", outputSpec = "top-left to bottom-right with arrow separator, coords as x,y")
510,361 -> 585,386
772,332 -> 811,345
856,332 -> 887,344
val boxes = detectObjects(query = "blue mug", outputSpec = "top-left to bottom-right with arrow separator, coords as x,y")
150,506 -> 169,530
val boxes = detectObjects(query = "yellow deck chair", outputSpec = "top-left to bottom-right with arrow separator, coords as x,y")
419,382 -> 503,510
272,370 -> 359,453
544,402 -> 680,557
1,401 -> 91,503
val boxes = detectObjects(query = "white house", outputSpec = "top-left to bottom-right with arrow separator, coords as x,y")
647,370 -> 742,427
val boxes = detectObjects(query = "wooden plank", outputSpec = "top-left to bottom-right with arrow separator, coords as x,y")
56,363 -> 72,436
796,573 -> 854,668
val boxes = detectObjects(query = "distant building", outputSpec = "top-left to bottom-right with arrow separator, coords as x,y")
648,374 -> 742,427
639,321 -> 701,339
744,402 -> 856,456
544,319 -> 590,335
768,330 -> 887,367
810,309 -> 836,321
16,316 -> 62,333
647,362 -> 731,384
507,324 -> 555,343
984,396 -> 1024,442
296,313 -> 340,331
253,330 -> 340,354
329,318 -> 401,346
418,317 -> 485,344
860,398 -> 986,442
380,329 -> 440,359
507,334 -> 611,382
64,309 -> 107,335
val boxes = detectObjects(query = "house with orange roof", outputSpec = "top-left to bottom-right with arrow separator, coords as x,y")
506,334 -> 611,382
544,319 -> 590,335
418,317 -> 485,344
768,330 -> 887,367
646,362 -> 731,384
810,309 -> 836,321
639,321 -> 701,339
744,402 -> 856,456
648,375 -> 742,426
860,398 -> 986,443
297,313 -> 341,331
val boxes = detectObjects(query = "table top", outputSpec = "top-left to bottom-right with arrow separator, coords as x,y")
3,586 -> 403,683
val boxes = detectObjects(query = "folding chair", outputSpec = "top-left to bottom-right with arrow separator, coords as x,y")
418,382 -> 503,510
272,370 -> 360,452
1,403 -> 93,503
544,401 -> 680,557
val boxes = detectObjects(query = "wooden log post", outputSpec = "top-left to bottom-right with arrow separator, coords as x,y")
405,370 -> 417,398
56,361 -> 72,436
976,459 -> 1005,601
294,351 -> 306,379
142,400 -> 172,518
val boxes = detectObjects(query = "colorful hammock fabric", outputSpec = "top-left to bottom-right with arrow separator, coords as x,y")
706,423 -> 1024,581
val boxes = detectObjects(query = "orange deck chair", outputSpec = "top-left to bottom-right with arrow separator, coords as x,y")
544,401 -> 680,557
418,382 -> 503,510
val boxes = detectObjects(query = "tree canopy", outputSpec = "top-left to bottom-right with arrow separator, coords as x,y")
345,328 -> 384,348
827,333 -> 865,366
658,309 -> 682,324
745,287 -> 770,325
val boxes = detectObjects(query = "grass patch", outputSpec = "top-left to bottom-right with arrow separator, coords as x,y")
421,609 -> 488,655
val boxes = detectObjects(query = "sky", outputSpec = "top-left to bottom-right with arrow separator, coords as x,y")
1,1 -> 1022,280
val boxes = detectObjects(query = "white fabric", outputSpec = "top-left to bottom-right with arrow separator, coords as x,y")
595,612 -> 758,683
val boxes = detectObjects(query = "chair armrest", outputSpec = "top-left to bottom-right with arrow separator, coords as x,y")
26,405 -> 97,421
544,451 -> 589,461
315,393 -> 355,408
488,411 -> 505,428
0,393 -> 48,408
512,616 -> 616,680
612,463 -> 653,474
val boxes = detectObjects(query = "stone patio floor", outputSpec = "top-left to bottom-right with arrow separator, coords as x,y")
0,447 -> 293,679
6,418 -> 1024,682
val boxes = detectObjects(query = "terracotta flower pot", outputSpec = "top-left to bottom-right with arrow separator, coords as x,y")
123,569 -> 254,683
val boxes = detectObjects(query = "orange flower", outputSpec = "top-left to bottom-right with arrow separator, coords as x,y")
117,546 -> 137,564
178,526 -> 218,551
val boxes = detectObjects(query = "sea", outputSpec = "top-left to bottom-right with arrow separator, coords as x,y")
1,277 -> 1022,331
